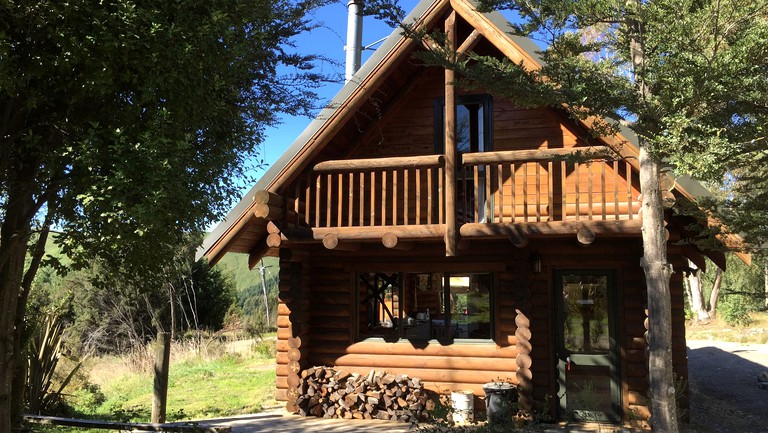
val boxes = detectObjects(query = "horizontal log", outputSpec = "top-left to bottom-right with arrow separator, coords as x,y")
253,203 -> 282,220
288,335 -> 307,349
294,225 -> 446,243
322,233 -> 361,251
253,190 -> 283,207
576,226 -> 595,245
459,220 -> 642,239
266,233 -> 282,248
330,341 -> 517,358
313,154 -> 445,172
306,303 -> 350,318
307,330 -> 351,343
381,232 -> 412,250
276,388 -> 287,401
462,146 -> 611,164
316,353 -> 519,372
276,376 -> 288,389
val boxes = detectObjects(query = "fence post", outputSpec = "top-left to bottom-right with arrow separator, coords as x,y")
151,332 -> 171,423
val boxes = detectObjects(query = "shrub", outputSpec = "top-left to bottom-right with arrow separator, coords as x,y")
252,339 -> 276,359
719,295 -> 754,327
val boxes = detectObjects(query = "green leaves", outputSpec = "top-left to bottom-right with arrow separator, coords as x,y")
1,0 -> 331,278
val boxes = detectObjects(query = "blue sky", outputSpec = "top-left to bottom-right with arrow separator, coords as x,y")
251,0 -> 420,181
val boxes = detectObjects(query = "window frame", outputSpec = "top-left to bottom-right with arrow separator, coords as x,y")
355,270 -> 495,344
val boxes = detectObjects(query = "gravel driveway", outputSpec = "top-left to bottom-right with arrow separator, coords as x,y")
686,340 -> 768,433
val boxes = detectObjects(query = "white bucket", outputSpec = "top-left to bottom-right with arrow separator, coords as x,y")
451,390 -> 474,424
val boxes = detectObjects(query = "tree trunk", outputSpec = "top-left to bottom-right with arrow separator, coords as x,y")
0,191 -> 38,431
687,260 -> 709,321
709,267 -> 722,318
627,1 -> 679,429
0,245 -> 28,433
639,141 -> 679,432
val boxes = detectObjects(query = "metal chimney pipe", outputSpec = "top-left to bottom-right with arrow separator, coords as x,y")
345,0 -> 363,83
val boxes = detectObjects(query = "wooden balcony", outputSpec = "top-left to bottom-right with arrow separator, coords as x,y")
301,154 -> 446,228
458,148 -> 640,224
270,147 -> 642,250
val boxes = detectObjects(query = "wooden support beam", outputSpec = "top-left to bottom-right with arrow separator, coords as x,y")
462,146 -> 611,165
322,233 -> 361,251
279,225 -> 314,240
444,11 -> 457,257
248,241 -> 271,270
253,203 -> 282,220
266,221 -> 283,234
381,232 -> 412,250
508,226 -> 529,248
457,238 -> 471,251
681,245 -> 706,272
576,226 -> 596,245
253,190 -> 283,207
312,155 -> 444,172
450,0 -> 540,69
457,29 -> 482,55
460,220 -> 643,239
266,233 -> 283,248
301,225 -> 446,242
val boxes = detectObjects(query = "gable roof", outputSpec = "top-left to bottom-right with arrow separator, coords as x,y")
198,0 -> 745,266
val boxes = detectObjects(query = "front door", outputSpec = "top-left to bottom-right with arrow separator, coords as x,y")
555,271 -> 621,422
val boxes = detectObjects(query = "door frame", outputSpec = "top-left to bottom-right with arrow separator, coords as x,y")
553,269 -> 622,422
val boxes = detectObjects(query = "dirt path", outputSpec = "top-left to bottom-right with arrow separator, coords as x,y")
685,340 -> 768,433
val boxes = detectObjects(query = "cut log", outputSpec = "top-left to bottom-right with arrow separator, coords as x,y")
292,366 -> 430,423
266,233 -> 282,248
381,232 -> 412,250
322,233 -> 361,251
254,203 -> 282,220
576,226 -> 596,245
253,190 -> 283,206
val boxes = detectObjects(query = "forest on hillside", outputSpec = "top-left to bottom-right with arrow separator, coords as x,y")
30,234 -> 279,356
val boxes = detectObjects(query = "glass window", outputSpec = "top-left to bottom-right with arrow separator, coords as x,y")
560,274 -> 610,353
357,271 -> 492,341
435,95 -> 493,223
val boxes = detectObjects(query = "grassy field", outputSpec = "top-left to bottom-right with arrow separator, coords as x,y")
30,338 -> 278,432
686,312 -> 768,344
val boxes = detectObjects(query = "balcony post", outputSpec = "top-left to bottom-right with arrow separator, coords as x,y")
444,11 -> 457,257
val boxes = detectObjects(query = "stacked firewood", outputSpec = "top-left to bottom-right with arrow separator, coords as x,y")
294,366 -> 432,422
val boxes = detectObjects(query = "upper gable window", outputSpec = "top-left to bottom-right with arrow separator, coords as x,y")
434,94 -> 493,156
435,95 -> 493,223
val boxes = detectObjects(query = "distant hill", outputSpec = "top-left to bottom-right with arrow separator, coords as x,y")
214,253 -> 279,295
42,233 -> 276,297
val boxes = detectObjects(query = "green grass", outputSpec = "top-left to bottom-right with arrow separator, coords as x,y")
28,341 -> 278,432
103,355 -> 276,421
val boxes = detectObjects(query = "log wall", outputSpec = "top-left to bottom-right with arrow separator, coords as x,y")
273,236 -> 690,422
286,68 -> 643,230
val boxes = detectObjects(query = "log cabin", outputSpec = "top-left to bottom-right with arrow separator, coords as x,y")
198,0 -> 740,424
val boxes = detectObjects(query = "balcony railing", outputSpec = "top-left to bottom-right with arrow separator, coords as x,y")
287,149 -> 639,230
460,149 -> 640,224
293,155 -> 445,228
